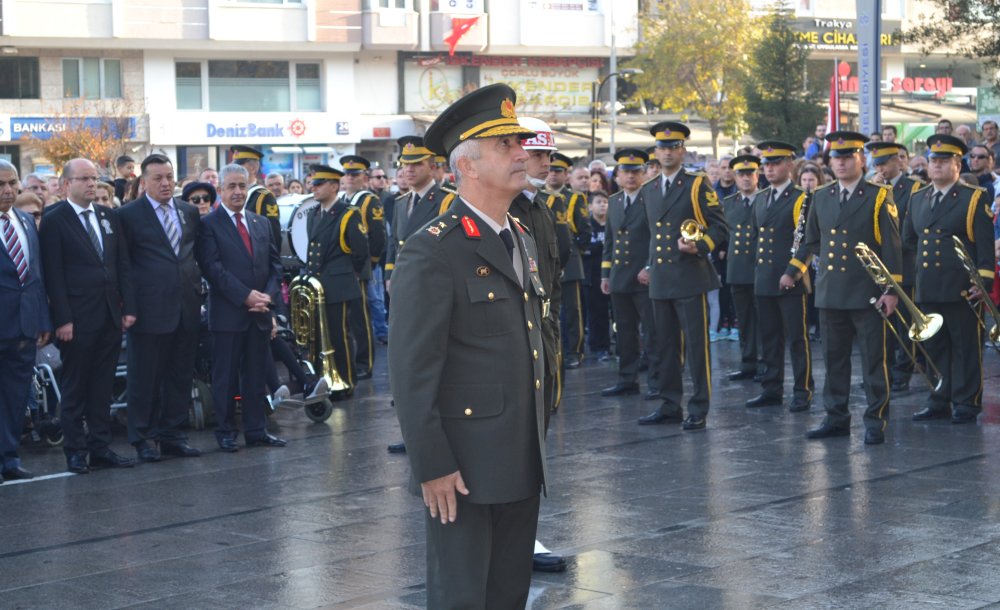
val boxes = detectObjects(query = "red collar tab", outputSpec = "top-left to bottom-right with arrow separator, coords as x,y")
461,216 -> 481,239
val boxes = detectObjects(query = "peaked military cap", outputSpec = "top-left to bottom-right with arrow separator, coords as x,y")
310,164 -> 344,183
825,131 -> 869,157
550,152 -> 573,171
926,134 -> 967,158
423,83 -> 536,156
756,140 -> 797,163
339,155 -> 370,174
865,142 -> 906,165
231,145 -> 264,163
397,135 -> 434,164
729,154 -> 761,172
614,148 -> 648,170
650,121 -> 690,148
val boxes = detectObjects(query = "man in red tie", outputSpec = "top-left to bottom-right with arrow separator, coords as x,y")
196,164 -> 284,452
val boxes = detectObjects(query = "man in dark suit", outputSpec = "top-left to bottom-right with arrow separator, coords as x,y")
746,142 -> 814,412
903,134 -> 995,424
118,154 -> 202,462
723,155 -> 763,382
0,160 -> 51,482
601,149 -> 659,398
197,163 -> 285,452
41,158 -> 137,473
789,131 -> 902,445
637,122 -> 729,431
390,84 -> 547,609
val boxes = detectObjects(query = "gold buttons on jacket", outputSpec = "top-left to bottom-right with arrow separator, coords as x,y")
527,321 -> 533,330
535,379 -> 541,390
487,292 -> 495,301
464,408 -> 472,416
533,349 -> 538,360
523,292 -> 529,302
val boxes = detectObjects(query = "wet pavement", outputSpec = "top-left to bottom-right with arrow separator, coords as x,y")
4,337 -> 1000,609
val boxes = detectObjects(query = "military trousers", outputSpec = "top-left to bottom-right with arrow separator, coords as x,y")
819,308 -> 889,432
757,293 -> 814,403
560,280 -> 585,360
324,301 -> 356,387
425,494 -> 540,610
920,301 -> 983,415
349,280 -> 374,374
652,293 -> 711,418
729,283 -> 760,375
610,290 -> 658,389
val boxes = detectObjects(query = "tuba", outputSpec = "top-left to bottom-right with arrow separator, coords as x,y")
289,274 -> 350,395
951,236 -> 1000,349
854,242 -> 944,391
679,219 -> 704,243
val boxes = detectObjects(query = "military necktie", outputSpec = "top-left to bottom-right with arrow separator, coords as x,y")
1,212 -> 28,284
499,228 -> 515,263
840,188 -> 850,206
932,191 -> 943,210
767,189 -> 777,209
159,203 -> 180,255
661,177 -> 670,197
82,209 -> 103,256
742,196 -> 750,209
407,192 -> 420,218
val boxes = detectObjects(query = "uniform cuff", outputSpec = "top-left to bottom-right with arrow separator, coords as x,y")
788,258 -> 808,274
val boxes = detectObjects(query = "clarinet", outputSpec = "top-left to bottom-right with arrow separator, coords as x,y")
790,195 -> 810,255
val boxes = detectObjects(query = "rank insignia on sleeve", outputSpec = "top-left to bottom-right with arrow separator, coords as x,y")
427,226 -> 441,236
475,266 -> 491,277
461,216 -> 481,238
372,208 -> 384,220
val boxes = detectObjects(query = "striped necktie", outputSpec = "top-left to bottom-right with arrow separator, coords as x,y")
159,202 -> 180,255
1,212 -> 28,284
82,209 -> 103,256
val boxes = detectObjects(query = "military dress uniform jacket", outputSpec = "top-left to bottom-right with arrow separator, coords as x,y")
554,186 -> 591,282
303,201 -> 369,303
751,185 -> 811,297
384,182 -> 456,279
247,185 -> 282,249
723,192 -> 757,285
346,190 -> 386,281
602,189 -> 650,293
388,200 -> 547,505
790,181 -> 902,310
639,170 -> 728,300
902,181 -> 995,304
892,174 -> 924,287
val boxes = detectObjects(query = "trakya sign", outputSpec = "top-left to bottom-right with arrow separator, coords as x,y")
833,62 -> 954,99
792,18 -> 900,51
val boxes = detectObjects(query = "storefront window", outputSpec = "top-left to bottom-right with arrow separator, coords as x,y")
176,62 -> 203,110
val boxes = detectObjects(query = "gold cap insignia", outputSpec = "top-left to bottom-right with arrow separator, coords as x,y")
500,98 -> 516,119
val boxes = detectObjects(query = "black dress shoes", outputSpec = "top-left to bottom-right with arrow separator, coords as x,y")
952,410 -> 979,424
682,415 -> 706,431
728,370 -> 755,381
134,441 -> 161,463
160,441 -> 202,457
217,438 -> 239,453
601,382 -> 639,397
387,442 -> 407,454
67,453 -> 90,474
533,552 -> 567,572
2,466 -> 34,480
564,356 -> 582,369
745,394 -> 782,408
356,369 -> 373,381
891,379 -> 910,392
246,433 -> 287,448
638,410 -> 683,425
805,423 -> 850,439
788,400 -> 811,413
864,428 -> 885,445
90,449 -> 136,468
912,407 -> 950,421
644,389 -> 661,401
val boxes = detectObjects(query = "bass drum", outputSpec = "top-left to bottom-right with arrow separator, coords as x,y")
287,197 -> 320,263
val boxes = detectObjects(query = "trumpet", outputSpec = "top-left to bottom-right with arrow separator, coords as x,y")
289,274 -> 351,396
951,236 -> 1000,349
854,242 -> 944,391
680,219 -> 704,243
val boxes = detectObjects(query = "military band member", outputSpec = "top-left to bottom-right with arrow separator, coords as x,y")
903,134 -> 995,424
601,149 -> 660,399
723,154 -> 764,382
384,136 -> 456,284
744,142 -> 814,411
637,121 -> 728,431
338,155 -> 386,380
791,131 -> 902,445
303,165 -> 369,390
231,146 -> 281,249
868,141 -> 924,392
389,83 -> 547,609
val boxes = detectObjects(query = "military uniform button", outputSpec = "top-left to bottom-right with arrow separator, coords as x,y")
657,258 -> 663,264
842,242 -> 847,248
923,240 -> 929,245
464,408 -> 472,416
535,379 -> 541,390
733,249 -> 739,255
523,292 -> 528,302
827,265 -> 834,270
656,246 -> 662,252
487,292 -> 495,301
936,262 -> 941,267
924,229 -> 930,234
828,253 -> 835,259
829,241 -> 835,247
841,255 -> 847,260
840,267 -> 846,272
614,259 -> 620,264
922,251 -> 928,257
527,321 -> 533,330
656,234 -> 661,239
923,262 -> 929,268
533,349 -> 538,360
830,229 -> 837,235
615,249 -> 620,254
656,221 -> 663,227
760,259 -> 765,264
935,251 -> 940,256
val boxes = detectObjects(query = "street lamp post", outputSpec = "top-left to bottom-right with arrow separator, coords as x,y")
589,68 -> 643,160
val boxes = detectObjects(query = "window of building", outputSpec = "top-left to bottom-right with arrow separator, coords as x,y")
62,58 -> 122,99
176,60 -> 322,112
229,0 -> 302,4
364,0 -> 409,8
0,57 -> 40,99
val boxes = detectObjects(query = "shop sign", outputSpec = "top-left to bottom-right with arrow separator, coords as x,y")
149,112 -> 358,146
792,18 -> 901,51
9,116 -> 137,141
889,76 -> 954,97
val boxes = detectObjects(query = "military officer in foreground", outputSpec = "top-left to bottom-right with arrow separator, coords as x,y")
231,146 -> 282,249
790,131 -> 901,445
601,149 -> 660,399
389,83 -> 547,609
723,155 -> 763,382
746,142 -> 814,412
338,155 -> 386,380
637,121 -> 728,430
303,165 -> 369,390
902,134 -> 994,424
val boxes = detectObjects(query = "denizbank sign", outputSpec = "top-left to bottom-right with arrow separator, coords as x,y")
150,112 -> 359,146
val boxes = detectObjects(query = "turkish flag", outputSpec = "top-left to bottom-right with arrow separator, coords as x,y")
444,16 -> 480,56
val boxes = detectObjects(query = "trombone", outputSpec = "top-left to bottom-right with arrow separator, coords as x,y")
854,242 -> 944,392
680,219 -> 704,242
951,235 -> 1000,351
